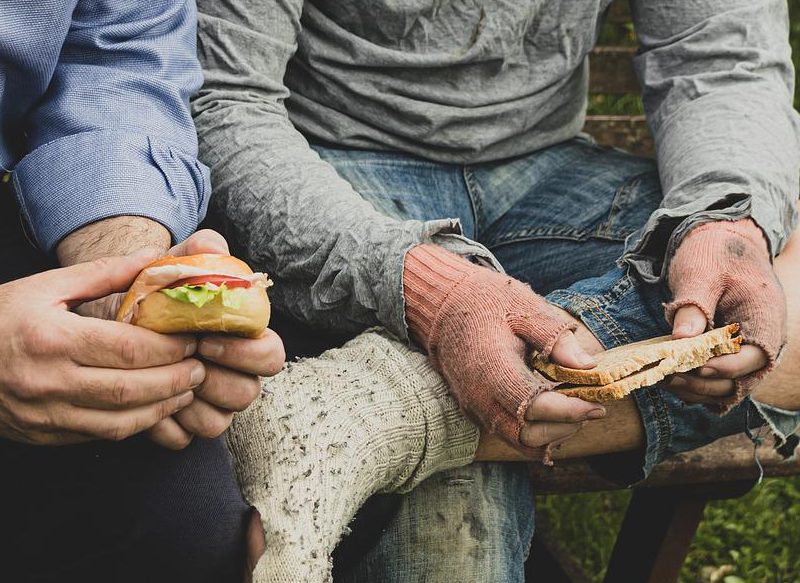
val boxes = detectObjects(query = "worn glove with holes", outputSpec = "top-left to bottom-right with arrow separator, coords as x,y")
403,244 -> 576,451
665,218 -> 786,406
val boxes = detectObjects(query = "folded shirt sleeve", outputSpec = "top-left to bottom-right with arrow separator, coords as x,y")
12,1 -> 210,251
624,0 -> 800,281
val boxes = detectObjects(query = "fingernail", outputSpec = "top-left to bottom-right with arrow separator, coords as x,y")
177,391 -> 194,407
676,322 -> 694,335
190,363 -> 206,387
585,407 -> 606,420
577,351 -> 596,367
184,340 -> 197,358
199,340 -> 223,359
670,375 -> 687,387
698,367 -> 717,378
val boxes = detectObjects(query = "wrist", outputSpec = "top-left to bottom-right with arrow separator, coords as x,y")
683,218 -> 770,258
403,244 -> 481,345
56,216 -> 171,266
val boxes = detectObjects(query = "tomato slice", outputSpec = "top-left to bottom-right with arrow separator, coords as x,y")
168,275 -> 251,289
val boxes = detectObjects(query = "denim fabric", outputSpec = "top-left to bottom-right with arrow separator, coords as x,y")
315,137 -> 799,582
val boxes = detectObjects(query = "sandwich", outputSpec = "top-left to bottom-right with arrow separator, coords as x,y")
116,254 -> 272,337
532,324 -> 742,402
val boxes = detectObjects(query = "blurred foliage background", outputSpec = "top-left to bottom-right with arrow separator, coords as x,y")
588,0 -> 800,114
538,3 -> 800,582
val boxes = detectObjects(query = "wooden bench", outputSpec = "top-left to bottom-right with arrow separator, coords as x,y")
524,3 -> 800,582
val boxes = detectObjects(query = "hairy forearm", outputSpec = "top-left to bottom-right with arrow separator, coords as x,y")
56,216 -> 171,266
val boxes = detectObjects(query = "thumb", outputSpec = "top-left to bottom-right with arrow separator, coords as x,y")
549,330 -> 596,369
670,304 -> 709,339
169,229 -> 230,257
45,248 -> 159,304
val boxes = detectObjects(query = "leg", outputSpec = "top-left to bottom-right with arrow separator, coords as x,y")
313,145 -> 535,583
228,330 -> 478,582
0,436 -> 250,583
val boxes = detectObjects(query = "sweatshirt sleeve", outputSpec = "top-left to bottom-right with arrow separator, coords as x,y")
192,0 -> 499,339
623,0 -> 800,281
12,1 -> 209,251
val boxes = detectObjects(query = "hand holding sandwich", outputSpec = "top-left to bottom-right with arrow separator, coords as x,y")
0,252 -> 201,445
57,221 -> 284,449
125,230 -> 285,450
404,244 -> 603,454
666,218 -> 786,408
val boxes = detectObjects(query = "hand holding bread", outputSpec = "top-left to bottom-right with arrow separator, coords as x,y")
533,324 -> 742,402
665,219 -> 785,409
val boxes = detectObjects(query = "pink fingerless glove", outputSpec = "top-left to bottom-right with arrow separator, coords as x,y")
403,244 -> 575,452
665,219 -> 787,407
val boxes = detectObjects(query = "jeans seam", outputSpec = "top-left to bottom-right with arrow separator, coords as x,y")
549,289 -> 632,348
462,165 -> 482,237
642,387 -> 673,470
487,226 -> 631,249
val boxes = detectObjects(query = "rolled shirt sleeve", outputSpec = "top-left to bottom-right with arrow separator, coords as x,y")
623,0 -> 800,281
11,1 -> 209,251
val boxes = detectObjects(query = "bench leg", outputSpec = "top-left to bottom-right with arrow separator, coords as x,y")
602,481 -> 756,583
526,523 -> 595,583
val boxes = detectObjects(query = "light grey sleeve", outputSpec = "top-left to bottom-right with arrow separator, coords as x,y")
624,0 -> 800,281
192,0 -> 499,339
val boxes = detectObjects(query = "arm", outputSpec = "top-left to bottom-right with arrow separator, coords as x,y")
193,0 -> 496,339
626,0 -> 800,279
12,2 -> 279,448
12,1 -> 209,252
194,0 -> 604,454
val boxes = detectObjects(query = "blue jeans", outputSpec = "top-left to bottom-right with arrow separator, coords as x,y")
314,138 -> 799,582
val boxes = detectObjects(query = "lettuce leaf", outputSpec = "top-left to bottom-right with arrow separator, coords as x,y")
160,283 -> 246,309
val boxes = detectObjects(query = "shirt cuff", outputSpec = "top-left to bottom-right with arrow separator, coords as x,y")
620,190 -> 754,283
12,130 -> 210,251
391,218 -> 502,342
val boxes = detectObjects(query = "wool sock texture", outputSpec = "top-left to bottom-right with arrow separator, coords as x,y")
226,330 -> 479,583
665,218 -> 787,407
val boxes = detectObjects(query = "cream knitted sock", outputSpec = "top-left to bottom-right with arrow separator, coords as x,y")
226,329 -> 480,583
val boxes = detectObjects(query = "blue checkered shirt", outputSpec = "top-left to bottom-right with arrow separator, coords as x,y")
0,1 -> 209,251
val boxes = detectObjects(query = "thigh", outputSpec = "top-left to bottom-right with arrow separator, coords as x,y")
0,436 -> 249,583
335,463 -> 535,583
312,145 -> 476,237
471,139 -> 661,295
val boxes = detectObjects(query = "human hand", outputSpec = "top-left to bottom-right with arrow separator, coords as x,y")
146,230 -> 286,449
404,244 -> 601,451
0,252 -> 202,445
665,219 -> 786,408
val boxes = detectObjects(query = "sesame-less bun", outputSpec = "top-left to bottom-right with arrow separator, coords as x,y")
115,254 -> 271,338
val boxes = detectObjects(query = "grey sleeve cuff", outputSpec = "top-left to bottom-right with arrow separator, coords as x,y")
390,218 -> 504,342
620,188 -> 797,283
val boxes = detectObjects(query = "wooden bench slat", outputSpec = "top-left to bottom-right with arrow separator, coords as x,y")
606,0 -> 631,24
583,114 -> 653,156
589,46 -> 639,95
531,433 -> 800,495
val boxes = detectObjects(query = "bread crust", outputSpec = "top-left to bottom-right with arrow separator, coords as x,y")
134,286 -> 270,337
533,324 -> 742,402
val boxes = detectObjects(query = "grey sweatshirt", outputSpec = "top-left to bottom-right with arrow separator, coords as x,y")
193,0 -> 800,340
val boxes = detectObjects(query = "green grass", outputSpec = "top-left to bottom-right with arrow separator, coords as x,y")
542,7 -> 800,582
537,476 -> 800,582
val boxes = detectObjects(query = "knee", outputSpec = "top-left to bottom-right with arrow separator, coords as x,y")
137,437 -> 251,581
